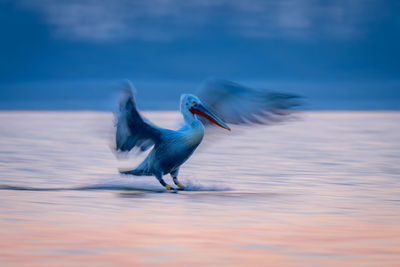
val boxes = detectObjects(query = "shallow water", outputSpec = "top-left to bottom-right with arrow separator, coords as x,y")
0,111 -> 399,266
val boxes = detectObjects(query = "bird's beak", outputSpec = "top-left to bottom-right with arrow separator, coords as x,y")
190,104 -> 231,131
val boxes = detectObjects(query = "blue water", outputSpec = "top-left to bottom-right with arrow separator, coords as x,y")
0,111 -> 399,266
0,80 -> 399,110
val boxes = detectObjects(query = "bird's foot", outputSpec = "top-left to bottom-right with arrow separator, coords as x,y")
165,184 -> 175,191
177,183 -> 185,191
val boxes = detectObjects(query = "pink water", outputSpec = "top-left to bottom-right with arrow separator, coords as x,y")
0,111 -> 399,266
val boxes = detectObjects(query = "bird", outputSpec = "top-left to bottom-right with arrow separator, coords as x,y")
114,79 -> 300,190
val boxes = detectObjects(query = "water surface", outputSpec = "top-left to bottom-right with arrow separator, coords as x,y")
0,111 -> 399,266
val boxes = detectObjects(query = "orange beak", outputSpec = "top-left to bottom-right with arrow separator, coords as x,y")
190,104 -> 231,131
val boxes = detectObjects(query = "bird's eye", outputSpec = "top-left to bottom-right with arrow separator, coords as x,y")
192,101 -> 197,105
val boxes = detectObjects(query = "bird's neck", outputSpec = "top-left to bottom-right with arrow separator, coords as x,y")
182,108 -> 203,130
181,109 -> 204,146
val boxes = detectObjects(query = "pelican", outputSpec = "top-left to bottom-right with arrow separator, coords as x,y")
114,79 -> 299,190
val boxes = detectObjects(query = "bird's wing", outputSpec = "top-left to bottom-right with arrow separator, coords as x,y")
114,83 -> 162,153
196,79 -> 300,126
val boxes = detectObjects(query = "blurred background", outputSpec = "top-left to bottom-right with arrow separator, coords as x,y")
0,0 -> 399,110
1,1 -> 400,265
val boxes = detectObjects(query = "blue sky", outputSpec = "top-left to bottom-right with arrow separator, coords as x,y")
0,0 -> 399,110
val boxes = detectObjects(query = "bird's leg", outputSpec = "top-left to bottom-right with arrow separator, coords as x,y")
155,173 -> 174,190
170,169 -> 184,190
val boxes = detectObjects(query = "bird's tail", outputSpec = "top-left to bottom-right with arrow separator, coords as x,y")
119,167 -> 151,176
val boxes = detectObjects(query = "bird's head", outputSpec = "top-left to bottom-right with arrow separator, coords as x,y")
180,94 -> 230,131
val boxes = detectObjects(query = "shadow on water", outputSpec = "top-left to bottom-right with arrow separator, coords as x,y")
0,184 -> 281,198
0,184 -> 165,193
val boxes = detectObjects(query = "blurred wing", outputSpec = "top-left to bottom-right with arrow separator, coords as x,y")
196,79 -> 300,126
115,83 -> 162,153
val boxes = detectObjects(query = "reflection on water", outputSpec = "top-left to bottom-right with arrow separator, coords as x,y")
0,111 -> 399,266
